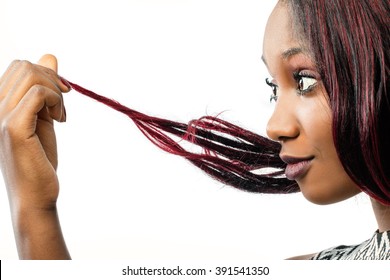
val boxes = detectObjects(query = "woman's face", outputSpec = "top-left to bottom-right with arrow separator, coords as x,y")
262,2 -> 361,204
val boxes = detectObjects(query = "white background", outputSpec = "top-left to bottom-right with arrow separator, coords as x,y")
0,0 -> 376,260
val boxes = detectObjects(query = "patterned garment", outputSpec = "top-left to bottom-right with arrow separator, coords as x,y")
311,230 -> 390,260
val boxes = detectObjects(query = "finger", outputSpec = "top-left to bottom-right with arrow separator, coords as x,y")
0,60 -> 23,102
38,54 -> 58,73
37,54 -> 70,92
16,85 -> 65,127
0,59 -> 21,87
2,85 -> 64,145
1,60 -> 65,111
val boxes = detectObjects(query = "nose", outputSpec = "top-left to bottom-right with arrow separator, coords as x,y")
266,99 -> 299,142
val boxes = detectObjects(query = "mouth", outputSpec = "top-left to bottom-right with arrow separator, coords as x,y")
280,155 -> 314,180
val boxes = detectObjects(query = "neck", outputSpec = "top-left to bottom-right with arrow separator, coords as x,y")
371,198 -> 390,232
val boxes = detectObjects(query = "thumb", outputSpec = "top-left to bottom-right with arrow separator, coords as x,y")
37,54 -> 70,92
38,54 -> 58,73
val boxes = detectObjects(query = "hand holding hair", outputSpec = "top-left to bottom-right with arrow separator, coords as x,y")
0,55 -> 70,259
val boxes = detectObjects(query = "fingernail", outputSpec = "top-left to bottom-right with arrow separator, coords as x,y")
59,76 -> 72,91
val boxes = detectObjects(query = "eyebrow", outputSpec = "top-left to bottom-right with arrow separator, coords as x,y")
281,47 -> 303,59
261,47 -> 304,66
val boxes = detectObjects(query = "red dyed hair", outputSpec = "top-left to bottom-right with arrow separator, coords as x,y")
64,0 -> 389,204
64,79 -> 297,194
286,0 -> 390,204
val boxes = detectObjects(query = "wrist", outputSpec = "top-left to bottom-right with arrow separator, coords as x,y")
12,202 -> 59,231
11,204 -> 70,259
11,204 -> 59,245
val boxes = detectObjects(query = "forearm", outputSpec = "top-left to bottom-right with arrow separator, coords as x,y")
12,206 -> 71,260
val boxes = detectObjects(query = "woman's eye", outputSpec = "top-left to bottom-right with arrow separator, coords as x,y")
265,78 -> 278,102
295,74 -> 318,95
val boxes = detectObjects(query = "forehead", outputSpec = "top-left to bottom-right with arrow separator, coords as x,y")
262,2 -> 301,66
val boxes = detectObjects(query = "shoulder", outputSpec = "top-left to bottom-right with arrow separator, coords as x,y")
286,230 -> 390,260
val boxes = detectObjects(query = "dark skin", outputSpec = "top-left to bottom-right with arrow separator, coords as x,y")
0,54 -> 70,259
263,1 -> 390,259
1,2 -> 389,260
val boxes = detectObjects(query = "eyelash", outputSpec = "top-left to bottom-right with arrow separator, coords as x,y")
265,72 -> 318,103
265,78 -> 278,102
293,71 -> 318,95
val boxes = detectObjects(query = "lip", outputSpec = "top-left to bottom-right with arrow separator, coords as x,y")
280,155 -> 314,180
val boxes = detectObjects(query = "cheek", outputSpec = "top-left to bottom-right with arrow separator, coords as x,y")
295,97 -> 361,204
298,97 -> 334,147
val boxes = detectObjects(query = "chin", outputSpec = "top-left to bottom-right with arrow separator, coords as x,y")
298,181 -> 361,205
301,192 -> 346,205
